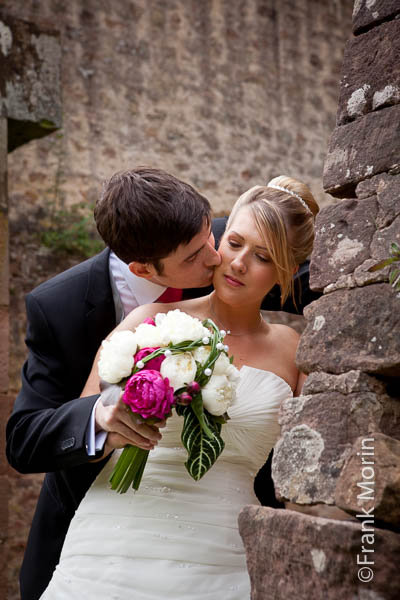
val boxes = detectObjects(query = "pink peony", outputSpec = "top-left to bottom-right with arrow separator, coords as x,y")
186,381 -> 201,395
143,317 -> 156,326
134,347 -> 165,371
122,370 -> 174,420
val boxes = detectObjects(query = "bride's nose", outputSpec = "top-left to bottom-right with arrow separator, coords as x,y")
231,253 -> 247,274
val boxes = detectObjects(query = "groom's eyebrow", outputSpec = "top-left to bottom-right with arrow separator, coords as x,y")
231,230 -> 268,251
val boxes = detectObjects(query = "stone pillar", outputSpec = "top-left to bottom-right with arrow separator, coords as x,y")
239,2 -> 400,598
0,10 -> 61,598
0,114 -> 9,600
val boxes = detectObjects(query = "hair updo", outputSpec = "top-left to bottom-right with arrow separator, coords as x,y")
226,175 -> 319,306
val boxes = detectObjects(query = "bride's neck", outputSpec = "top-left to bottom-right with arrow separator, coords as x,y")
208,292 -> 264,336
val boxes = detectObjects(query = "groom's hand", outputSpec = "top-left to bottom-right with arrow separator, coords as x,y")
95,392 -> 165,455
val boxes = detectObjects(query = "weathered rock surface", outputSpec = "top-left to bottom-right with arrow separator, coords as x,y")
337,20 -> 400,125
297,285 -> 400,376
323,103 -> 400,196
239,506 -> 400,600
310,196 -> 377,290
272,372 -> 400,504
0,11 -> 62,150
310,174 -> 400,291
352,0 -> 400,35
335,433 -> 400,529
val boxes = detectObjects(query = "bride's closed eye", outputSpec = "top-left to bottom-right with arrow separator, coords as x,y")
256,254 -> 270,263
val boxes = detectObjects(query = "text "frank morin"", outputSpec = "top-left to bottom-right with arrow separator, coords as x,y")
356,437 -> 375,584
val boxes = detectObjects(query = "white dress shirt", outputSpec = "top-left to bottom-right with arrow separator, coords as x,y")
86,251 -> 168,455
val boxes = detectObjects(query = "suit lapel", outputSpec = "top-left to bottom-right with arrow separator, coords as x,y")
84,248 -> 117,343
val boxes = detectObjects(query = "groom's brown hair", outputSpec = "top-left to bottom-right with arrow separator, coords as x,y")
95,167 -> 211,272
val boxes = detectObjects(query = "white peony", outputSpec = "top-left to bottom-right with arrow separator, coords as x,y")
160,352 -> 197,391
192,345 -> 211,365
133,322 -> 166,348
225,363 -> 241,384
155,309 -> 209,345
193,345 -> 234,378
201,374 -> 235,416
98,330 -> 138,383
213,352 -> 231,376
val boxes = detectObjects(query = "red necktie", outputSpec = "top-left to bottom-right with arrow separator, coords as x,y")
156,287 -> 183,303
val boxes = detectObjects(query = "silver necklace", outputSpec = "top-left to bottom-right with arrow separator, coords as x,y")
208,294 -> 264,337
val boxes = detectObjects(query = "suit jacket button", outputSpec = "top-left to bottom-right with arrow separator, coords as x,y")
61,437 -> 76,450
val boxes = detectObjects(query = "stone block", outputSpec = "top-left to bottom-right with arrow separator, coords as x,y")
0,307 -> 8,393
272,371 -> 400,504
0,11 -> 62,151
323,103 -> 400,197
0,117 -> 5,211
297,285 -> 400,376
239,506 -> 400,600
0,473 -> 8,600
0,213 -> 9,308
0,394 -> 13,476
310,196 -> 377,291
335,433 -> 400,529
353,0 -> 400,35
356,171 -> 400,228
337,20 -> 400,125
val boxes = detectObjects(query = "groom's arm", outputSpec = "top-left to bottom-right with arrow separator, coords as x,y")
6,292 -> 107,474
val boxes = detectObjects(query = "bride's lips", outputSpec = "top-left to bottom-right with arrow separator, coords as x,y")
224,274 -> 244,287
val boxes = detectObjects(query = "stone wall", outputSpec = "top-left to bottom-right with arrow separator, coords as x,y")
240,2 -> 400,598
2,1 -> 354,599
4,0 -> 353,389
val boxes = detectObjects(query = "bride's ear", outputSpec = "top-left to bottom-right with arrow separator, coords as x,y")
293,265 -> 299,275
129,261 -> 155,280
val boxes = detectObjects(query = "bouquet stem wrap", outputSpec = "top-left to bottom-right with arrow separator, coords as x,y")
109,445 -> 149,493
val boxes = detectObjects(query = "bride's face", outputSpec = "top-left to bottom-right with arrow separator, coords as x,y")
213,206 -> 279,304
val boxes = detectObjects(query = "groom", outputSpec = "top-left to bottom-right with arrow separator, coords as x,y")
6,167 -> 319,600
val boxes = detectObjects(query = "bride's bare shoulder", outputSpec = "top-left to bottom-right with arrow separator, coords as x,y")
268,323 -> 301,347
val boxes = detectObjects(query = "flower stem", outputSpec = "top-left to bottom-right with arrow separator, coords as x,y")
109,445 -> 149,493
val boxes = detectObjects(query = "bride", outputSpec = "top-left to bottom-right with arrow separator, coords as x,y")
40,176 -> 318,599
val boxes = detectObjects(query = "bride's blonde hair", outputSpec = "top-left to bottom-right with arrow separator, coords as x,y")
226,175 -> 319,306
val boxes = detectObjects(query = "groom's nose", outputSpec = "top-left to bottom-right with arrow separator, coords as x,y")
204,235 -> 221,267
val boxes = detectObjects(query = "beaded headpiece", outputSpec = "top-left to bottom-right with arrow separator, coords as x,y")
267,184 -> 312,214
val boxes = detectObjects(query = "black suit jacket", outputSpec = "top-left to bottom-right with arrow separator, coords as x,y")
6,218 -> 319,599
6,248 -> 116,599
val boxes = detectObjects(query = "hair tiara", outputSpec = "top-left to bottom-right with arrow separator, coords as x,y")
267,183 -> 312,214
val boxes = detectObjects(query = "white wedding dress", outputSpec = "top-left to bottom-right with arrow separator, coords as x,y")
41,366 -> 292,599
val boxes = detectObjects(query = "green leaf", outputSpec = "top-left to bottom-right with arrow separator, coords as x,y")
369,258 -> 395,272
389,268 -> 399,285
190,393 -> 214,438
181,407 -> 224,481
390,242 -> 400,255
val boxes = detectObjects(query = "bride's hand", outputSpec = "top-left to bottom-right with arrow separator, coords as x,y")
95,392 -> 166,455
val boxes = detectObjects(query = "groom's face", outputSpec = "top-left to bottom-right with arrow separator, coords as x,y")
147,220 -> 221,289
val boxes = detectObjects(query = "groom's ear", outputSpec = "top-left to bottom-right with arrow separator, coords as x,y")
129,261 -> 155,280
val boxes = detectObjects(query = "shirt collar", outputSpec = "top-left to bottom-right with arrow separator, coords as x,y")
110,251 -> 167,305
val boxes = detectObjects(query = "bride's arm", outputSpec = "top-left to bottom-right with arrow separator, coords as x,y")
295,371 -> 307,396
83,303 -> 170,457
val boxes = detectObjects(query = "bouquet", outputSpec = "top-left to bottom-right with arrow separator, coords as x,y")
98,309 -> 240,493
